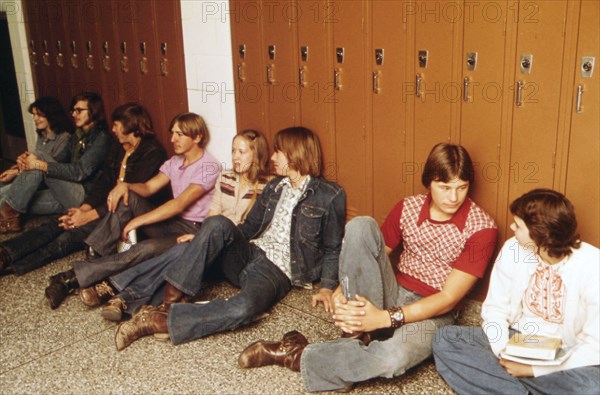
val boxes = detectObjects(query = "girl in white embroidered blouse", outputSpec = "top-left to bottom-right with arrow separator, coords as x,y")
433,188 -> 600,395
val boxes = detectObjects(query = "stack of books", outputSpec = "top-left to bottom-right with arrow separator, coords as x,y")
501,333 -> 571,366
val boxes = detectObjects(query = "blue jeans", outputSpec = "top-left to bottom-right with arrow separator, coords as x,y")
74,192 -> 199,287
1,216 -> 93,275
110,243 -> 189,316
164,216 -> 292,345
1,169 -> 85,215
433,326 -> 600,395
300,217 -> 455,392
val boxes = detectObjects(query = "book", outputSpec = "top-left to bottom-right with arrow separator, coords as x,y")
504,333 -> 563,361
501,346 -> 574,366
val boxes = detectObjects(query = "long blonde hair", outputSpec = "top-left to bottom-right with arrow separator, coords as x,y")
235,129 -> 270,221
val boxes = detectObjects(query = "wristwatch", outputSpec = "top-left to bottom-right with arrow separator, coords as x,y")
387,306 -> 405,329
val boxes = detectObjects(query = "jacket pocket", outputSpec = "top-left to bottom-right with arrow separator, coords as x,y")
299,204 -> 325,245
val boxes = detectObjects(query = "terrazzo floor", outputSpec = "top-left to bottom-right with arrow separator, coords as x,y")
0,220 -> 480,394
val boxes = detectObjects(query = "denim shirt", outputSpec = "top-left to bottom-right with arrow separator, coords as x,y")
238,176 -> 346,290
45,124 -> 112,194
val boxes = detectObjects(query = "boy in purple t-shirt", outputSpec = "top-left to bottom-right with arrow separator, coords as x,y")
45,113 -> 221,309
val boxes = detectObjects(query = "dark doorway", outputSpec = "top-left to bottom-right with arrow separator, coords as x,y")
0,11 -> 27,162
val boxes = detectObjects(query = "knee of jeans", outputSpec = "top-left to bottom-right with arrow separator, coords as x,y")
203,215 -> 234,233
344,217 -> 380,246
433,326 -> 464,351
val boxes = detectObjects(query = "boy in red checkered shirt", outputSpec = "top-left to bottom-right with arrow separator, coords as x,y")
238,143 -> 498,392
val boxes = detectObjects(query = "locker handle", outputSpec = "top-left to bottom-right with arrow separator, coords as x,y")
299,66 -> 307,88
416,73 -> 422,97
463,77 -> 471,102
237,63 -> 246,82
576,84 -> 584,113
334,68 -> 342,91
266,64 -> 275,84
372,71 -> 381,94
515,80 -> 524,107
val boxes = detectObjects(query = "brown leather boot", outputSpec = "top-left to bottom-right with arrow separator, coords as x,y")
157,282 -> 189,312
0,202 -> 21,233
238,330 -> 308,371
114,309 -> 168,351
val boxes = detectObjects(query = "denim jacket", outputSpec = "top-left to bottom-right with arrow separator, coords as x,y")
46,124 -> 112,195
238,176 -> 346,290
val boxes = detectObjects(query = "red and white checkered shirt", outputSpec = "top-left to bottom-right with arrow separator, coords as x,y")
381,194 -> 497,296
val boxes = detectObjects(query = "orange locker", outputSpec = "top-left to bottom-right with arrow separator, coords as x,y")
409,0 -> 457,194
370,0 -> 408,223
506,1 -> 572,212
332,0 -> 369,219
564,0 -> 600,246
229,0 -> 267,137
296,0 -> 336,178
260,0 -> 300,140
458,0 -> 511,234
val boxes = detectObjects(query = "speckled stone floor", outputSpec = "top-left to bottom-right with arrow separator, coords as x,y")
0,220 -> 481,394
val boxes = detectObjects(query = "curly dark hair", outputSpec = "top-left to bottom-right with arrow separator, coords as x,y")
28,97 -> 74,135
510,188 -> 581,258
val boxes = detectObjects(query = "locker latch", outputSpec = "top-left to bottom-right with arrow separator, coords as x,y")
42,40 -> 50,66
418,50 -> 428,68
140,42 -> 148,75
520,54 -> 533,75
466,52 -> 477,71
336,47 -> 344,64
375,48 -> 384,66
86,40 -> 94,70
239,44 -> 246,59
30,40 -> 38,66
301,46 -> 309,62
160,42 -> 169,76
56,40 -> 64,68
102,41 -> 110,72
120,41 -> 129,73
268,45 -> 276,60
581,57 -> 595,78
71,41 -> 79,69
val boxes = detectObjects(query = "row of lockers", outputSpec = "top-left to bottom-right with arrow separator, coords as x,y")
23,0 -> 188,151
230,0 -> 599,296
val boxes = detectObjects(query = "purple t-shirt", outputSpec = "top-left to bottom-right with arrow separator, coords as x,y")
159,150 -> 221,222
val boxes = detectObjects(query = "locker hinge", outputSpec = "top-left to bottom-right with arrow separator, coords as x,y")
497,144 -> 501,162
552,151 -> 556,169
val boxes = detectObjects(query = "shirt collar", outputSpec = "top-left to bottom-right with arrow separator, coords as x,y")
417,193 -> 470,232
275,175 -> 311,193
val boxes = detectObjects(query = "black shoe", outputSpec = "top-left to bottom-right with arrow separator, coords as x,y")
48,269 -> 78,288
85,246 -> 99,261
45,282 -> 69,309
46,269 -> 79,309
0,265 -> 15,276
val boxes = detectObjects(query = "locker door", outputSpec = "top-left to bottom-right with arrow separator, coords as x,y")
459,0 -> 510,230
154,0 -> 188,139
565,0 -> 600,246
135,1 -> 166,139
370,0 -> 407,223
261,0 -> 300,141
506,1 -> 570,207
114,0 -> 141,104
230,0 -> 267,136
23,1 -> 49,99
96,0 -> 122,109
332,0 -> 368,219
296,0 -> 335,178
410,0 -> 458,194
